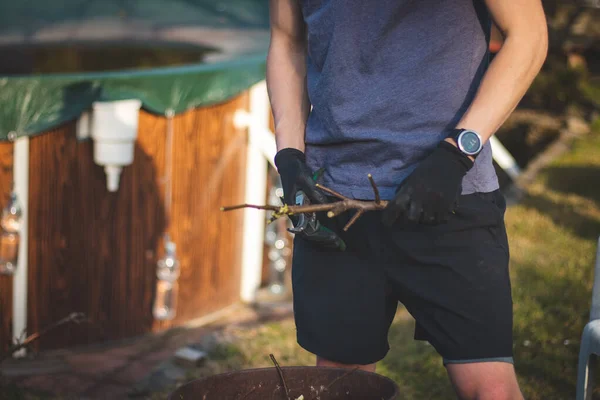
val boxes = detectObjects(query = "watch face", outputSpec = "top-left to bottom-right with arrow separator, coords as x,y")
459,131 -> 481,154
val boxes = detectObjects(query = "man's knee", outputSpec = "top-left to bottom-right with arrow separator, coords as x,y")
454,381 -> 523,400
447,362 -> 523,400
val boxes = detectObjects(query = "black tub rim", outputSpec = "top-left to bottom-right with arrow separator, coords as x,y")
168,366 -> 400,400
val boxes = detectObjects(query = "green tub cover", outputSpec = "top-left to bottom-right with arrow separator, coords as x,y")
0,0 -> 270,141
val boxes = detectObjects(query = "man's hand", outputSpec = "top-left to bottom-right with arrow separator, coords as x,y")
275,148 -> 346,250
381,141 -> 474,226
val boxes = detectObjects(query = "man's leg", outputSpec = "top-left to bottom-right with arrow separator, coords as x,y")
383,190 -> 519,398
316,356 -> 376,372
291,211 -> 397,371
446,362 -> 523,400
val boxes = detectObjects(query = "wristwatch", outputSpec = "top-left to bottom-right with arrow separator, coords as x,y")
448,128 -> 483,158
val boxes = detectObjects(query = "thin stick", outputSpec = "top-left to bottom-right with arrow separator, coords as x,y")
270,354 -> 290,400
287,204 -> 351,214
238,386 -> 258,400
315,184 -> 348,200
343,210 -> 364,231
223,202 -> 387,216
324,367 -> 359,391
221,204 -> 281,212
221,182 -> 389,227
326,202 -> 351,218
368,174 -> 381,204
1,312 -> 87,362
309,367 -> 360,400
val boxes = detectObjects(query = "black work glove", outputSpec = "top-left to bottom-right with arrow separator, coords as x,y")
274,148 -> 346,251
381,140 -> 474,226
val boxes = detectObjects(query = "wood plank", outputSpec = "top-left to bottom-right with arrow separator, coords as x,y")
0,142 -> 14,352
129,112 -> 168,335
27,118 -> 167,350
155,93 -> 249,329
26,93 -> 250,350
28,125 -> 81,350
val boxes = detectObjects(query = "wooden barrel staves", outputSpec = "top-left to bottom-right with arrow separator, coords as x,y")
168,366 -> 400,400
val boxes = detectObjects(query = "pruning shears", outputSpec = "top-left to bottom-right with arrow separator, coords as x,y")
287,191 -> 321,234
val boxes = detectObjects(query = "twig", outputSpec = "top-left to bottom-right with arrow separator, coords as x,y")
309,367 -> 359,400
1,312 -> 87,362
368,174 -> 381,204
343,210 -> 364,232
324,367 -> 359,391
270,354 -> 290,400
314,184 -> 348,200
220,178 -> 388,229
220,204 -> 280,212
328,199 -> 387,218
238,385 -> 258,400
222,199 -> 387,218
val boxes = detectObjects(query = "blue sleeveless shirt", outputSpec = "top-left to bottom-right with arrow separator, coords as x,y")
299,0 -> 499,200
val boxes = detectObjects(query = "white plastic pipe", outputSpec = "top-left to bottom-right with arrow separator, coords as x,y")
490,135 -> 521,180
238,81 -> 271,303
91,99 -> 142,192
233,111 -> 276,168
13,136 -> 29,358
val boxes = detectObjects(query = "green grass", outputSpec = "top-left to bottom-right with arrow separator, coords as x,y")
163,129 -> 600,399
508,129 -> 600,399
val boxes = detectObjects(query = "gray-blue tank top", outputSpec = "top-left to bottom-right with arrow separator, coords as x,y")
299,0 -> 500,200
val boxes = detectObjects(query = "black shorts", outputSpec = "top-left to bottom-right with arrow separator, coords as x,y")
291,190 -> 513,366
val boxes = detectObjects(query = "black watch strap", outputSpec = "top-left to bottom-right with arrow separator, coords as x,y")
448,128 -> 465,141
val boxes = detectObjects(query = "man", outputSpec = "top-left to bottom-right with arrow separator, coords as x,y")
267,0 -> 547,398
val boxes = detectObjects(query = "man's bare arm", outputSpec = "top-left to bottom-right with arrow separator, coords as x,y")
450,0 -> 548,149
267,0 -> 309,152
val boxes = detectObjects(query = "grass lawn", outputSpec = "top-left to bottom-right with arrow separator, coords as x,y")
162,127 -> 600,399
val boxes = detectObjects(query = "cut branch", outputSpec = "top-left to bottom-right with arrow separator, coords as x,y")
1,312 -> 87,363
270,354 -> 290,400
220,177 -> 388,231
238,385 -> 258,400
327,199 -> 387,218
314,184 -> 348,200
222,199 -> 387,219
343,210 -> 364,232
368,174 -> 381,204
220,204 -> 280,212
309,367 -> 360,400
324,367 -> 359,391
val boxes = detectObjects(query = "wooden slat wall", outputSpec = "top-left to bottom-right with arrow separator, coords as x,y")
0,142 -> 14,352
155,94 -> 249,329
26,93 -> 249,350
